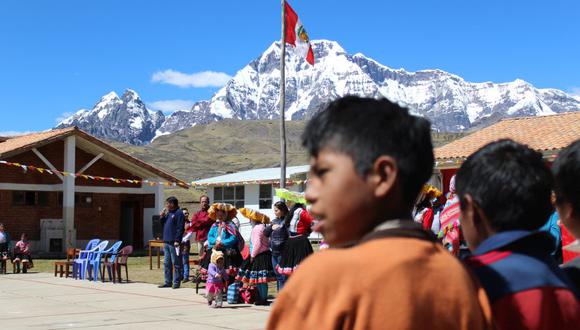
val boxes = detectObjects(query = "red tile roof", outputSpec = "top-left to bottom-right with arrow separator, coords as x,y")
0,127 -> 188,188
435,112 -> 580,164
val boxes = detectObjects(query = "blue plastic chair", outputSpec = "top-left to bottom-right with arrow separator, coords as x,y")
72,239 -> 100,279
89,240 -> 122,282
74,240 -> 108,280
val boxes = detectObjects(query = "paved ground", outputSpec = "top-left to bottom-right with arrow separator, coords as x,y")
0,273 -> 270,329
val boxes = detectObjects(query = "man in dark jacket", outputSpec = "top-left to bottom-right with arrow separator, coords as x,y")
158,196 -> 185,289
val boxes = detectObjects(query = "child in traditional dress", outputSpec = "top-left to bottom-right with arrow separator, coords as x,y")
199,203 -> 242,281
264,202 -> 290,291
276,203 -> 314,276
206,250 -> 227,308
236,208 -> 276,305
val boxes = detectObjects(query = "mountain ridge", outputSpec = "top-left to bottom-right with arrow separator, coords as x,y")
56,40 -> 580,144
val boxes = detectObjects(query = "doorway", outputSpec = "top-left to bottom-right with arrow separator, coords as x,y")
120,201 -> 143,249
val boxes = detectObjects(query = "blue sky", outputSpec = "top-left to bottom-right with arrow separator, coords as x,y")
0,0 -> 578,134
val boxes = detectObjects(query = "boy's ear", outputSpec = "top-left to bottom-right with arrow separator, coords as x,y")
558,201 -> 576,223
460,194 -> 476,226
370,155 -> 398,198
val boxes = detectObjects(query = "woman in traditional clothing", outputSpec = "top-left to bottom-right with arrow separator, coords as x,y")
236,208 -> 276,305
276,203 -> 314,276
199,203 -> 243,281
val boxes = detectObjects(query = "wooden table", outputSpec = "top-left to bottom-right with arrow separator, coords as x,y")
148,240 -> 164,270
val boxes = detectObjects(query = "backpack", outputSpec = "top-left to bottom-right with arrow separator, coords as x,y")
227,282 -> 241,304
240,286 -> 257,304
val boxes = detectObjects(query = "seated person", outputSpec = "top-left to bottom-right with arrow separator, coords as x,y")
13,233 -> 33,272
457,139 -> 580,329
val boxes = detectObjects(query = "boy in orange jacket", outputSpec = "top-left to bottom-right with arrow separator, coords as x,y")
267,96 -> 492,330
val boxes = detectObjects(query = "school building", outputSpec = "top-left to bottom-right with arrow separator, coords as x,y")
193,165 -> 314,239
0,127 -> 188,255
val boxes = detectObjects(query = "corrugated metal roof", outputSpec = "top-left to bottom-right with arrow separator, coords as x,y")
194,165 -> 310,186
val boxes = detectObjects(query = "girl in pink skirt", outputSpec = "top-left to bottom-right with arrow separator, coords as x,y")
206,250 -> 227,308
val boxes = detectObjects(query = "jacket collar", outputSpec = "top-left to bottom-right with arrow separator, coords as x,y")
473,230 -> 549,255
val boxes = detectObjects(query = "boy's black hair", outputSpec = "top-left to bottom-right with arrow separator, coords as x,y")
166,196 -> 179,207
302,96 -> 434,207
455,139 -> 553,231
552,139 -> 580,212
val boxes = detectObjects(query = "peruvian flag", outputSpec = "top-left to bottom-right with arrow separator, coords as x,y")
285,1 -> 315,65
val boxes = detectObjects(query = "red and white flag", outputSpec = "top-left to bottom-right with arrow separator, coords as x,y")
285,1 -> 315,65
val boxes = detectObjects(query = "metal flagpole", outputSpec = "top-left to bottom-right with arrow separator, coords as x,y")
279,0 -> 287,190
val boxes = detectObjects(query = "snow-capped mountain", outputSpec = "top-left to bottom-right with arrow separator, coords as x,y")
58,40 -> 580,144
56,89 -> 165,145
159,39 -> 579,134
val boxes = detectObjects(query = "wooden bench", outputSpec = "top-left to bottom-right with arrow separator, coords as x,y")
54,248 -> 80,277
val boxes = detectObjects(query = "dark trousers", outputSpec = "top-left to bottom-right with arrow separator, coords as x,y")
271,254 -> 287,291
163,243 -> 183,286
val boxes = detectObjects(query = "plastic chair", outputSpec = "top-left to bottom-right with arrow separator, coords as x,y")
74,240 -> 108,280
88,241 -> 122,282
72,239 -> 100,279
103,245 -> 133,283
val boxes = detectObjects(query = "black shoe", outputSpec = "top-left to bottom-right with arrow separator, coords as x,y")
172,284 -> 180,289
158,284 -> 171,288
182,278 -> 190,283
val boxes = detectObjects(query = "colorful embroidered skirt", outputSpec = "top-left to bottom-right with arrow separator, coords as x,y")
276,235 -> 313,276
236,250 -> 276,284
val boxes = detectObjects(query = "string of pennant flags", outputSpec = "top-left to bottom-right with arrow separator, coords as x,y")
0,160 -> 308,188
2,154 -> 557,188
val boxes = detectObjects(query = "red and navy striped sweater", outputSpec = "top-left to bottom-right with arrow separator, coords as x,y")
465,231 -> 580,330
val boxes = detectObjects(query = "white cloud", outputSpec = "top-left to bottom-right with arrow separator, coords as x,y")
569,87 -> 580,96
151,69 -> 232,88
0,131 -> 32,137
147,99 -> 195,113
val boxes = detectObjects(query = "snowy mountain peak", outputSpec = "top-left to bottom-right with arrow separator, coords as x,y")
122,89 -> 140,101
56,89 -> 165,145
57,39 -> 579,144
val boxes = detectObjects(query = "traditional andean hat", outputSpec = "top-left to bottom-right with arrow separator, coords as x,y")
208,203 -> 237,221
239,207 -> 271,224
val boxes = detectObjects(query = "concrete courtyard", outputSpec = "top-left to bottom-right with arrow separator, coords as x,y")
0,273 -> 270,329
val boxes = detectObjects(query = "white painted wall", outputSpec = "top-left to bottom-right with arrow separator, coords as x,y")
209,183 -> 320,241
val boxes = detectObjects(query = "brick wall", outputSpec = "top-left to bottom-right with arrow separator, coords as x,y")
0,190 -> 154,248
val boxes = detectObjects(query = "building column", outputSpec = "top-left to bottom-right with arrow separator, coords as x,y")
63,136 -> 76,250
155,181 -> 164,213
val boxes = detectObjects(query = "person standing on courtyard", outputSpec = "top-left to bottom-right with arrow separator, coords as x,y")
158,196 -> 185,289
190,195 -> 213,256
181,208 -> 192,282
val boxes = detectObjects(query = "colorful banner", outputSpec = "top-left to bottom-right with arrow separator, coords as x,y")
0,160 -> 307,188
